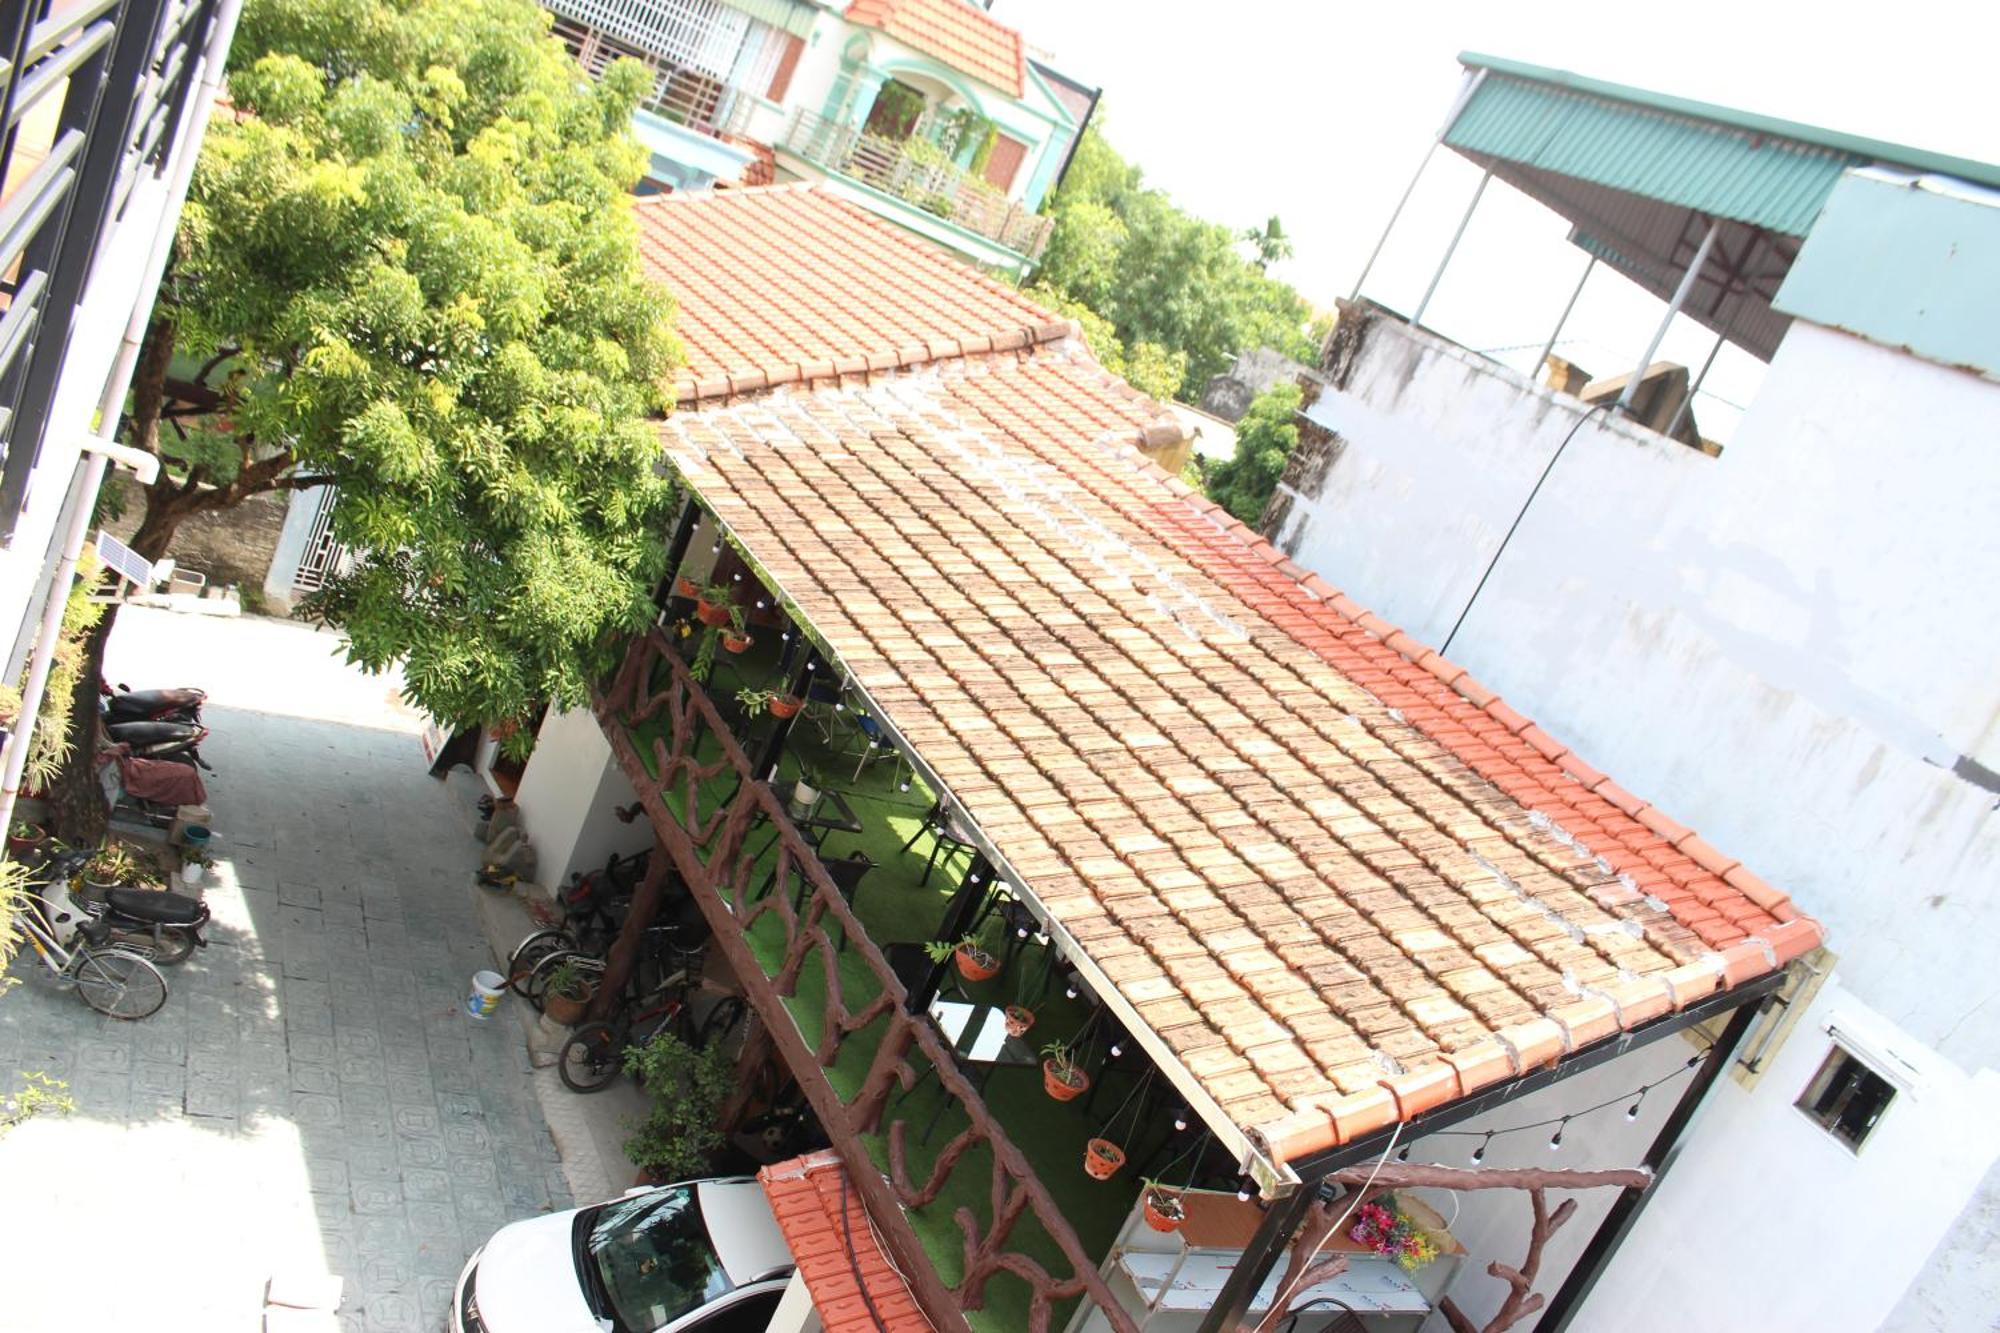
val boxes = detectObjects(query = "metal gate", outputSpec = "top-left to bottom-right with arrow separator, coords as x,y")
291,485 -> 350,593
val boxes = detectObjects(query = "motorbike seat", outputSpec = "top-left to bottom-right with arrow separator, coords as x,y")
103,887 -> 208,926
105,719 -> 200,744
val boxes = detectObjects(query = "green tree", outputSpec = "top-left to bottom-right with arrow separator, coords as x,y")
48,0 -> 676,841
1033,120 -> 1312,401
1205,381 -> 1303,526
1243,215 -> 1293,269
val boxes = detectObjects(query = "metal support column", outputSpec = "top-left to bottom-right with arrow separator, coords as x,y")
1616,217 -> 1720,412
651,498 -> 702,609
1537,998 -> 1765,1330
1534,255 -> 1596,381
906,853 -> 993,1013
1411,166 -> 1491,327
1664,327 -> 1726,440
1196,1184 -> 1318,1333
1349,68 -> 1487,303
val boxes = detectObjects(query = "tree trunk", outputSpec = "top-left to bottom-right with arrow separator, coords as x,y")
46,613 -> 116,846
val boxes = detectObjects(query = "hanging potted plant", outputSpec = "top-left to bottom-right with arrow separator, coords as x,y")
543,960 -> 595,1026
721,628 -> 753,654
673,574 -> 699,600
695,583 -> 735,627
1084,1137 -> 1127,1180
738,688 -> 803,719
1142,1182 -> 1187,1232
924,935 -> 999,983
8,818 -> 49,857
1004,1004 -> 1035,1038
1042,1039 -> 1089,1101
690,626 -> 722,683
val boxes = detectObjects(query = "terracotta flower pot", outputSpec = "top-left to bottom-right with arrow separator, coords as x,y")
767,695 -> 803,719
1043,1059 -> 1088,1102
8,831 -> 47,857
695,597 -> 732,627
674,576 -> 698,599
1142,1190 -> 1186,1232
545,985 -> 593,1026
1003,1005 -> 1035,1038
722,631 -> 752,653
954,944 -> 1000,982
1084,1138 -> 1126,1180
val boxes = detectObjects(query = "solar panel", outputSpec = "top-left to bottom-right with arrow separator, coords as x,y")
95,529 -> 154,588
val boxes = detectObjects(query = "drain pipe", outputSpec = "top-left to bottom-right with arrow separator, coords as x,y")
0,0 -> 243,843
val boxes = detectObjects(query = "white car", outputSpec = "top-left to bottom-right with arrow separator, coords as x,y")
452,1177 -> 795,1333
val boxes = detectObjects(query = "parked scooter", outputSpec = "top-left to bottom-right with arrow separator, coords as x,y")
101,681 -> 205,725
33,851 -> 209,964
103,716 -> 213,770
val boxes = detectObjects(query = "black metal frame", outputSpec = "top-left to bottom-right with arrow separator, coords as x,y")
1197,970 -> 1786,1331
0,0 -> 224,537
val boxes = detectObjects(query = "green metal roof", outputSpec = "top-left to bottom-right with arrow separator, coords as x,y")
1775,170 -> 2000,379
1450,53 -> 2000,237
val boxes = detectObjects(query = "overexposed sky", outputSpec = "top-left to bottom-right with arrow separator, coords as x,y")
994,0 -> 2000,434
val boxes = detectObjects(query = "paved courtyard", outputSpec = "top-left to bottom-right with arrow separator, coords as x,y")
0,609 -> 569,1332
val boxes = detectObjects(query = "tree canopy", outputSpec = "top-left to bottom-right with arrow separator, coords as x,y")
1205,381 -> 1303,526
135,0 -> 678,731
1034,119 -> 1313,401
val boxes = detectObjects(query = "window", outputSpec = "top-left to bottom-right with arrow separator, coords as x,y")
691,1287 -> 785,1331
1796,1045 -> 1894,1151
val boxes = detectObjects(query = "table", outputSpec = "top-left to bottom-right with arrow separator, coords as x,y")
770,779 -> 862,847
902,998 -> 1039,1143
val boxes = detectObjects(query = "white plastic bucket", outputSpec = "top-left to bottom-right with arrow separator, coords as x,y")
466,970 -> 505,1020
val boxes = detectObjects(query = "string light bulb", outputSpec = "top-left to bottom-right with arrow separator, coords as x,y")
1626,1087 -> 1649,1121
1174,1112 -> 1188,1132
1471,1132 -> 1492,1165
1549,1116 -> 1570,1152
1109,1042 -> 1123,1058
1396,1143 -> 1411,1162
1064,983 -> 1078,1000
1236,1179 -> 1253,1202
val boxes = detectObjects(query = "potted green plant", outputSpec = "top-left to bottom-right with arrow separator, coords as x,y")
542,960 -> 595,1026
1042,1039 -> 1088,1101
737,688 -> 802,719
924,935 -> 999,983
1084,1137 -> 1126,1180
695,582 -> 735,627
689,625 -> 722,683
1141,1181 -> 1187,1232
673,574 -> 699,600
83,843 -> 157,891
1003,1004 -> 1035,1038
7,819 -> 49,857
621,1031 -> 733,1183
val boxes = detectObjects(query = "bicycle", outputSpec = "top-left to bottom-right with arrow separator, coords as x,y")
557,951 -> 747,1094
12,887 -> 169,1019
503,850 -> 654,999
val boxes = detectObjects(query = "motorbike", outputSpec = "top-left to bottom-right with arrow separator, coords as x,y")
101,681 -> 205,725
103,715 -> 213,770
34,851 -> 210,964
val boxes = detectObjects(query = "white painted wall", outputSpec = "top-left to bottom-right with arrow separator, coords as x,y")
1274,311 -> 2000,1325
512,705 -> 652,891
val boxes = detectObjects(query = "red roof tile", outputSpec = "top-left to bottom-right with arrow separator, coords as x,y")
758,1153 -> 933,1333
843,0 -> 1025,96
635,186 -> 1066,406
648,191 -> 1822,1167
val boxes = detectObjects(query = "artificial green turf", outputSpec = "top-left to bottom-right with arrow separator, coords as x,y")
624,646 -> 1156,1330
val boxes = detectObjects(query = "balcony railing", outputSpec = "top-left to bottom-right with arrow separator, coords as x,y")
549,10 -> 770,141
601,627 -> 1135,1333
781,108 -> 1053,260
0,0 -> 224,537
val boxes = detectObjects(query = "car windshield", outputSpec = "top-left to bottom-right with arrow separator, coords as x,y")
585,1187 -> 733,1333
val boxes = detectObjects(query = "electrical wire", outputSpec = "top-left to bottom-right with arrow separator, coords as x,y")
839,1168 -> 892,1333
1249,1120 -> 1405,1333
1423,1045 -> 1708,1142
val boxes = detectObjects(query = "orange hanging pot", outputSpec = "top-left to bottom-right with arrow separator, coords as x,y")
1084,1138 -> 1126,1180
767,694 -> 803,719
673,576 -> 698,599
954,943 -> 1000,982
1043,1059 -> 1088,1102
1142,1188 -> 1186,1232
695,597 -> 732,627
721,631 -> 752,653
1003,1005 -> 1035,1038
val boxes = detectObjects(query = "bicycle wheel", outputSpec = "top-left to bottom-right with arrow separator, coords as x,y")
507,929 -> 574,998
72,947 -> 168,1020
694,996 -> 748,1054
558,1022 -> 624,1094
525,950 -> 602,1013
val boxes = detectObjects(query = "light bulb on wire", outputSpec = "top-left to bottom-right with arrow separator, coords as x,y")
1549,1116 -> 1570,1152
1471,1132 -> 1492,1165
1627,1087 -> 1648,1121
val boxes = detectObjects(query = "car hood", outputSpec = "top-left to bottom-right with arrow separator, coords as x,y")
472,1208 -> 605,1333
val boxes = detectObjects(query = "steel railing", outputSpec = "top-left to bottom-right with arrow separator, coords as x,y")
781,107 -> 1052,259
0,0 -> 226,539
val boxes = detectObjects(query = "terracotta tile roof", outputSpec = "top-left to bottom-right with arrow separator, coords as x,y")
634,186 -> 1068,406
758,1153 -> 933,1333
663,343 -> 1823,1166
843,0 -> 1025,96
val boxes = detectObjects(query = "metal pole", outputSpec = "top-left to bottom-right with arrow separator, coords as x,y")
1616,217 -> 1720,412
1538,997 -> 1765,1331
1534,255 -> 1596,382
0,0 -> 243,843
1411,167 -> 1490,327
1196,1185 -> 1317,1333
1665,327 -> 1727,440
1348,67 -> 1487,303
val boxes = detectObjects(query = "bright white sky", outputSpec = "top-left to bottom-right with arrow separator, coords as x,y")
992,0 -> 2000,436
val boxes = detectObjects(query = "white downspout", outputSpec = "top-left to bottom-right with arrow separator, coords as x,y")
0,0 -> 245,842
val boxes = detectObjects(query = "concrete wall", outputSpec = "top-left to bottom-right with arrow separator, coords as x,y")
99,473 -> 288,597
1272,308 -> 2000,1326
511,705 -> 651,891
